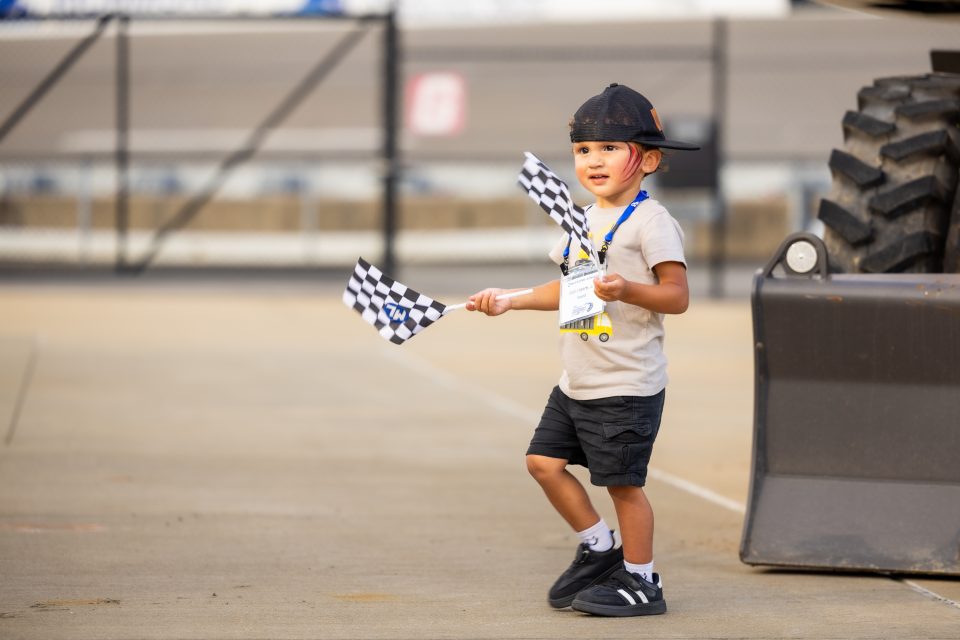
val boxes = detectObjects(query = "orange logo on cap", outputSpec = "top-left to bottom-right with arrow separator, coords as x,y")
650,107 -> 663,132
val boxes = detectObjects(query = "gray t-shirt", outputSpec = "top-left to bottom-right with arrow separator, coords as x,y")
549,197 -> 686,400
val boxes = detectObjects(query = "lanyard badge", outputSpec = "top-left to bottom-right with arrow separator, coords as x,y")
558,189 -> 649,329
559,259 -> 605,326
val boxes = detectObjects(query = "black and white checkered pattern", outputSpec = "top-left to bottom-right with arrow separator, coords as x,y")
517,151 -> 596,260
342,257 -> 447,345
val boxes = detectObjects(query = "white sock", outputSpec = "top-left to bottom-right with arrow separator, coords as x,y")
576,519 -> 614,552
624,560 -> 654,582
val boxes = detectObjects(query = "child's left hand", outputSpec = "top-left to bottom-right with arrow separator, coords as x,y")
594,273 -> 627,302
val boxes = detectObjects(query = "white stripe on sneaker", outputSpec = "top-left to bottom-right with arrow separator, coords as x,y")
616,587 -> 650,606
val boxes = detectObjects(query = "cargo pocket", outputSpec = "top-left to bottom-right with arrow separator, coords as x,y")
601,420 -> 653,472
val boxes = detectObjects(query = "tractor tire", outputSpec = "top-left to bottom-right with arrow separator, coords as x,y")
817,73 -> 960,273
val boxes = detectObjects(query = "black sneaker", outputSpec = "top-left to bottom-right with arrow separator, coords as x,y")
547,540 -> 623,609
571,569 -> 667,617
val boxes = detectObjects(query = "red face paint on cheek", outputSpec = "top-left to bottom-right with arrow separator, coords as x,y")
622,144 -> 642,180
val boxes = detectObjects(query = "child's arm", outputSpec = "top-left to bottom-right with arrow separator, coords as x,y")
467,279 -> 560,316
593,261 -> 689,314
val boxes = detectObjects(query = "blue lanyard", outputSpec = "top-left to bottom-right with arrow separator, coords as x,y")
562,189 -> 649,273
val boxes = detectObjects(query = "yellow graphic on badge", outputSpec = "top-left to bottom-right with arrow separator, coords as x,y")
561,312 -> 612,343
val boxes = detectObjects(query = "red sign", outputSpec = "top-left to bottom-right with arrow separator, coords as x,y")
405,72 -> 467,137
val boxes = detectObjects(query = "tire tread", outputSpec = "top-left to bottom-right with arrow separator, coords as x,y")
817,199 -> 873,245
842,110 -> 895,138
829,149 -> 884,188
868,176 -> 946,220
880,130 -> 951,162
822,74 -> 960,273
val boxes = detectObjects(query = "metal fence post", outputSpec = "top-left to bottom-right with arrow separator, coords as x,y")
115,13 -> 130,272
709,17 -> 728,298
381,6 -> 400,276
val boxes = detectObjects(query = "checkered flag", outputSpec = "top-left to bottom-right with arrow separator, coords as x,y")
343,257 -> 447,345
517,151 -> 596,261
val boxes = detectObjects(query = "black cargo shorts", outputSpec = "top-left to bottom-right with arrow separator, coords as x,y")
526,385 -> 665,487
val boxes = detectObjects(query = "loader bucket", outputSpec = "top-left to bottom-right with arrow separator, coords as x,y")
740,233 -> 960,575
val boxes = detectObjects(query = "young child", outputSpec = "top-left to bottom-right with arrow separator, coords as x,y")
467,83 -> 697,617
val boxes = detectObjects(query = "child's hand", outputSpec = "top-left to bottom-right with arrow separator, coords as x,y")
594,273 -> 627,302
467,288 -> 511,316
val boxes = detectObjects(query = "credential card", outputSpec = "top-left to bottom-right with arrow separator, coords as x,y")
559,261 -> 605,326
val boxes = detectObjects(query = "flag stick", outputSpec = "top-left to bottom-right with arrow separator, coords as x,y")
444,288 -> 534,313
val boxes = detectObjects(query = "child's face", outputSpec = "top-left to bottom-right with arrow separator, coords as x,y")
572,141 -> 660,208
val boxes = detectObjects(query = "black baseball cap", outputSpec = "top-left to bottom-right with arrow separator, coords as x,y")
570,83 -> 700,151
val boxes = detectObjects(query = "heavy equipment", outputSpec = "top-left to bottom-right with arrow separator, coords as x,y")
741,3 -> 960,574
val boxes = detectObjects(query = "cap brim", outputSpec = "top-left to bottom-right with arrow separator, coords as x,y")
634,137 -> 700,151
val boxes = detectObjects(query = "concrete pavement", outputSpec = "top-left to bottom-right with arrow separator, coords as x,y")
1,283 -> 958,638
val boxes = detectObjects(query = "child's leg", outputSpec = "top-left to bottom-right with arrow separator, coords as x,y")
607,485 -> 654,564
526,454 -> 600,531
570,485 -> 665,617
530,453 -> 623,610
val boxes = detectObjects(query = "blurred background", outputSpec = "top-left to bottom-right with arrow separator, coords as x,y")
1,0 -> 958,295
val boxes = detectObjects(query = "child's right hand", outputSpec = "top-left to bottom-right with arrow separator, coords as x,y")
466,288 -> 511,316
